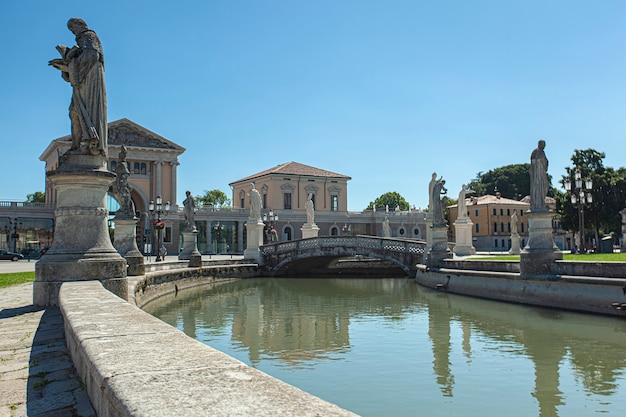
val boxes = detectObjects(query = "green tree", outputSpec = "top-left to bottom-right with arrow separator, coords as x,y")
558,149 -> 626,247
467,163 -> 557,200
366,192 -> 410,211
195,189 -> 231,208
25,191 -> 45,203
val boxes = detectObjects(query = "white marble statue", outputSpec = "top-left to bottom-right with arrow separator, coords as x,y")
305,193 -> 315,224
249,183 -> 262,220
457,184 -> 468,219
382,217 -> 391,237
511,211 -> 518,235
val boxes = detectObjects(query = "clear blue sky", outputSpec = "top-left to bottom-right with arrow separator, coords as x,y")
1,0 -> 625,211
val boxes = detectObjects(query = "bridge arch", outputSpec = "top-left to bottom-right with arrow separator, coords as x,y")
261,235 -> 426,277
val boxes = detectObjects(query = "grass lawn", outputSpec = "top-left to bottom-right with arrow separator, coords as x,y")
472,252 -> 626,262
0,271 -> 36,288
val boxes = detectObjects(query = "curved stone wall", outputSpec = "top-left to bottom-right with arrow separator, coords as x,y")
58,265 -> 357,417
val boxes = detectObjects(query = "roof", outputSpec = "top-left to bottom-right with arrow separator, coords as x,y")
450,194 -> 529,208
229,162 -> 351,185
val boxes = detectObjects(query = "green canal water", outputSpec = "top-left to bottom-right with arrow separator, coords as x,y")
145,278 -> 626,417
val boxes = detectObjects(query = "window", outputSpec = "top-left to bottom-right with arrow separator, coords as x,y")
134,162 -> 140,174
262,194 -> 267,210
399,228 -> 405,236
521,223 -> 525,232
475,223 -> 480,233
500,208 -> 504,216
111,161 -> 117,171
283,225 -> 293,241
520,210 -> 524,217
493,208 -> 497,215
140,163 -> 147,175
507,208 -> 511,216
494,222 -> 497,232
283,193 -> 292,210
502,239 -> 505,248
500,222 -> 505,232
495,239 -> 498,247
240,198 -> 245,209
475,209 -> 479,217
507,223 -> 511,232
331,195 -> 339,211
330,226 -> 339,236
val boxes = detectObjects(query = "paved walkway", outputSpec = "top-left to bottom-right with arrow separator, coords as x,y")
0,255 -> 245,416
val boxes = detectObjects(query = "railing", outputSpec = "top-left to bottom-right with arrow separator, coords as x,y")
261,235 -> 427,271
0,201 -> 54,208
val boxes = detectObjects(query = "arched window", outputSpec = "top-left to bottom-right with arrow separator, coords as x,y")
283,225 -> 293,241
330,226 -> 339,236
140,163 -> 147,175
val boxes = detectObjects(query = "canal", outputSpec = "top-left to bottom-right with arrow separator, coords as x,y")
144,278 -> 626,416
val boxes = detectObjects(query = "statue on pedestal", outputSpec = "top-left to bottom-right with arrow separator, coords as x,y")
49,18 -> 107,157
511,211 -> 518,235
530,140 -> 549,211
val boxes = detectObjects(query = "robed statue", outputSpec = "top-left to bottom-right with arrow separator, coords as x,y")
530,140 -> 549,211
183,191 -> 196,231
305,193 -> 315,224
431,178 -> 448,226
112,146 -> 134,218
249,183 -> 262,220
49,18 -> 107,158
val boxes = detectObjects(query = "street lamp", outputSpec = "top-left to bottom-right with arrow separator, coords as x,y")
263,209 -> 278,242
213,221 -> 224,254
564,170 -> 593,253
149,195 -> 170,261
342,223 -> 351,235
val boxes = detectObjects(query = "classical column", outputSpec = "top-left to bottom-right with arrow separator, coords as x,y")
170,161 -> 178,206
155,161 -> 163,197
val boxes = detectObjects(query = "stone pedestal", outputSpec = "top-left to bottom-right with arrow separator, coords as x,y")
425,225 -> 452,267
113,217 -> 145,276
520,210 -> 562,277
301,223 -> 320,239
509,233 -> 521,255
244,219 -> 265,263
34,156 -> 127,306
179,229 -> 202,267
453,218 -> 476,256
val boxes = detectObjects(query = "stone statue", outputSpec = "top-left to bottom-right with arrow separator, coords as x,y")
249,183 -> 262,220
382,217 -> 391,237
530,140 -> 549,211
113,146 -> 134,217
49,18 -> 107,157
305,193 -> 315,224
431,178 -> 447,226
457,184 -> 468,219
511,211 -> 518,235
183,190 -> 196,230
428,172 -> 442,215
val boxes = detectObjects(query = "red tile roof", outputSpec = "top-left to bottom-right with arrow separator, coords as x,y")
229,162 -> 351,185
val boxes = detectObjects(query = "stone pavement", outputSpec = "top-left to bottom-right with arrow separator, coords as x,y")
0,261 -> 95,417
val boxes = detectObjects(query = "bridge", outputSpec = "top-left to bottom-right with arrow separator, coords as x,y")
260,235 -> 426,277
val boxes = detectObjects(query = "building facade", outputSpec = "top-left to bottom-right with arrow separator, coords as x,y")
3,121 -> 429,257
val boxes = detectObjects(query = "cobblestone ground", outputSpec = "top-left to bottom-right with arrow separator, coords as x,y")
0,283 -> 96,417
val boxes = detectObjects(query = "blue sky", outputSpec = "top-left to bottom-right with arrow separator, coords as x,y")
1,0 -> 625,210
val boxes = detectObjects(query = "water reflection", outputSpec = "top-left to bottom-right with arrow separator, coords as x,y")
145,279 -> 626,417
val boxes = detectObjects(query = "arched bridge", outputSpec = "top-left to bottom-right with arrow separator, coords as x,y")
261,235 -> 426,277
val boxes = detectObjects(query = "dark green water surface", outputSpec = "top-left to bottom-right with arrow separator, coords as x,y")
145,278 -> 626,417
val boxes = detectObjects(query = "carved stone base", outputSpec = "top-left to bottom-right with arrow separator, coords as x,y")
179,230 -> 202,267
113,217 -> 145,276
34,167 -> 127,306
301,223 -> 320,239
453,219 -> 476,256
425,225 -> 452,267
520,210 -> 562,277
244,219 -> 265,263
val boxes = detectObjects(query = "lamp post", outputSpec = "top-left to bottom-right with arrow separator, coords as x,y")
342,223 -> 351,235
10,218 -> 21,253
213,221 -> 224,254
149,195 -> 170,261
263,209 -> 278,242
564,170 -> 593,254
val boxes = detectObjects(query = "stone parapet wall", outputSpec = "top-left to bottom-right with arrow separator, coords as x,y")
59,280 -> 357,417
